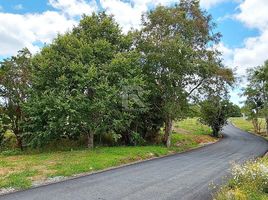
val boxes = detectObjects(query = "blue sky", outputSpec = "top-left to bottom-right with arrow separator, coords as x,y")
0,0 -> 267,106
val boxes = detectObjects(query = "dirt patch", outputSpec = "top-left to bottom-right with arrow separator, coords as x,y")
175,141 -> 189,147
194,135 -> 216,144
0,168 -> 13,177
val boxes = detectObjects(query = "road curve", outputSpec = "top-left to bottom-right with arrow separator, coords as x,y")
1,124 -> 268,200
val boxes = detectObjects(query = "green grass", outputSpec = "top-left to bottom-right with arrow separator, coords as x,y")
0,118 -> 215,190
174,118 -> 212,135
230,117 -> 266,134
215,157 -> 268,200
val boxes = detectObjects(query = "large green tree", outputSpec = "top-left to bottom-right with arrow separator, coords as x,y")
25,13 -> 146,148
136,1 -> 232,147
0,48 -> 32,150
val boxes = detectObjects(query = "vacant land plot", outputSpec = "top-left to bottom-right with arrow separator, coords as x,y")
0,118 -> 215,191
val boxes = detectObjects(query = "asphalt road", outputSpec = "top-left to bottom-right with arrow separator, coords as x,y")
1,124 -> 268,200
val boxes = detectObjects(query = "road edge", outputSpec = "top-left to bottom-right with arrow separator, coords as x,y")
0,136 -> 221,197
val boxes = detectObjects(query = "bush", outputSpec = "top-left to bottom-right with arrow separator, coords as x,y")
0,130 -> 18,150
129,132 -> 146,146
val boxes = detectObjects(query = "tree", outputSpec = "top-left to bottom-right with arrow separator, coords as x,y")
136,1 -> 231,147
200,98 -> 235,137
104,51 -> 149,145
24,13 -> 145,148
243,62 -> 268,134
252,62 -> 268,134
0,106 -> 5,145
0,48 -> 32,150
228,103 -> 242,117
243,87 -> 264,134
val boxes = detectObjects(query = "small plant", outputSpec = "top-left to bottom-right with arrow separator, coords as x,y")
130,132 -> 146,146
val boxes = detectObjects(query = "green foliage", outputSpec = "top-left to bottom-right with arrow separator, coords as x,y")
0,130 -> 17,150
0,48 -> 32,150
200,98 -> 235,137
174,118 -> 212,135
24,13 -> 146,148
228,103 -> 242,117
0,3 -> 234,150
137,1 -> 233,147
243,60 -> 268,134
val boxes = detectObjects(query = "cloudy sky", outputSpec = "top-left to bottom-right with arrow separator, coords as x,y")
0,0 -> 267,105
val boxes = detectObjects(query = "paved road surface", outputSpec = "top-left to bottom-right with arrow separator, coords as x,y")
1,124 -> 268,200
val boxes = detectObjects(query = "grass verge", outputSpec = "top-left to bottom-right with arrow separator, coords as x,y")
214,157 -> 268,200
0,118 -> 215,191
230,117 -> 266,134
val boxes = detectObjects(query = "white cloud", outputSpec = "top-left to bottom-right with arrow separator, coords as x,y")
232,30 -> 268,74
0,0 -> 99,57
0,0 -> 257,59
236,0 -> 268,30
100,0 -> 177,32
0,11 -> 76,56
216,42 -> 234,67
100,0 -> 144,32
100,0 -> 239,33
200,0 -> 229,9
218,0 -> 268,77
215,0 -> 268,105
48,0 -> 98,17
0,0 -> 237,57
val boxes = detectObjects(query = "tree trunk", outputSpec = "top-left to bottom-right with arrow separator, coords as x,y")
14,128 -> 23,151
212,128 -> 219,138
87,133 -> 94,149
17,136 -> 23,151
164,118 -> 172,148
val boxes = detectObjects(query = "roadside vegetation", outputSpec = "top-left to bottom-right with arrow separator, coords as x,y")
216,61 -> 268,199
2,0 -> 264,196
215,157 -> 268,200
0,1 -> 235,152
0,118 -> 216,190
241,61 -> 268,135
231,117 -> 266,135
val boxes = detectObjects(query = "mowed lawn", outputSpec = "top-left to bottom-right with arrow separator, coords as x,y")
0,118 -> 215,190
230,117 -> 266,134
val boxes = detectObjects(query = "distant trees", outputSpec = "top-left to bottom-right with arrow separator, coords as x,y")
229,103 -> 242,117
0,2 -> 235,150
243,61 -> 268,135
200,98 -> 237,137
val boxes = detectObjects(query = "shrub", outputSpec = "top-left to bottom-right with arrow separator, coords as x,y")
0,130 -> 18,150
